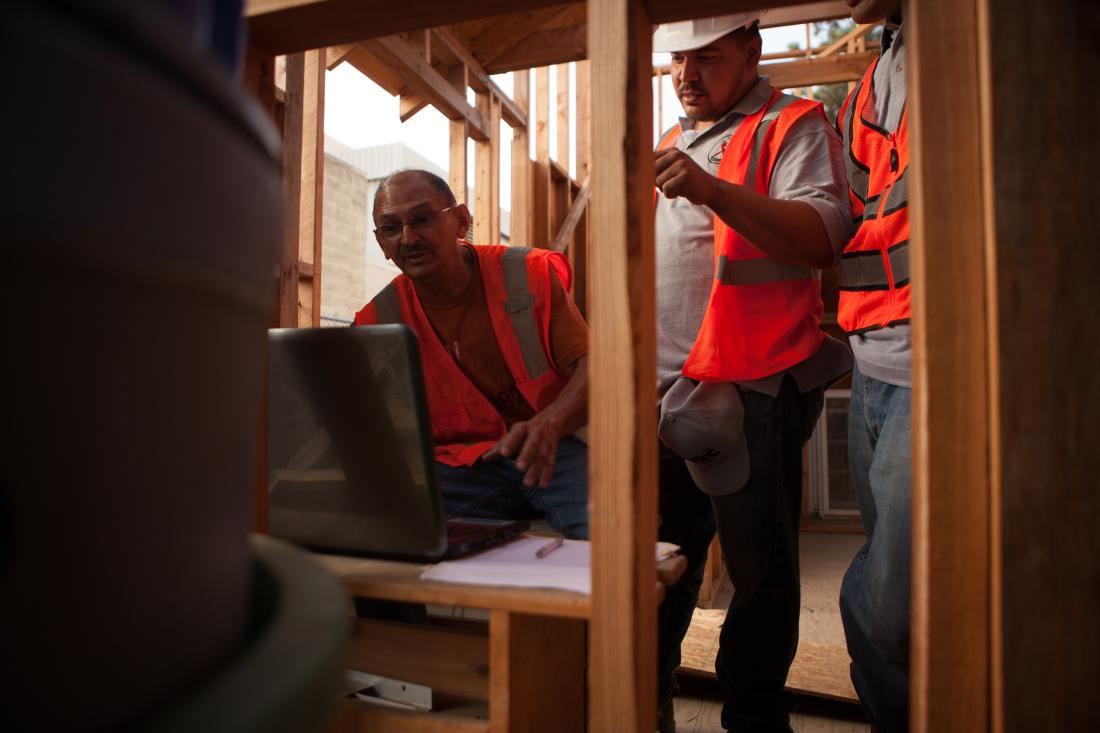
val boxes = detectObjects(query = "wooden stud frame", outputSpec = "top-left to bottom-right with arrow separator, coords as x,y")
587,1 -> 658,731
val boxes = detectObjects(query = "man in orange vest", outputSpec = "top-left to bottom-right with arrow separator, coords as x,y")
652,11 -> 853,732
355,170 -> 590,539
836,2 -> 910,731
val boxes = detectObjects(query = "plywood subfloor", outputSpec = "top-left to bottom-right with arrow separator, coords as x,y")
678,532 -> 865,705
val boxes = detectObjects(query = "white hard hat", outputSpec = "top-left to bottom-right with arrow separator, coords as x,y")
652,10 -> 769,53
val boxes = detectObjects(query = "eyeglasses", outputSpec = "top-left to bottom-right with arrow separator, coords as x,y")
374,205 -> 458,241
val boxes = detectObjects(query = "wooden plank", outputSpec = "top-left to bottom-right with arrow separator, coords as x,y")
979,2 -> 1100,732
645,0 -> 849,27
817,22 -> 873,57
907,1 -> 991,732
488,611 -> 586,733
279,52 -> 305,329
325,42 -> 356,69
400,91 -> 430,122
342,45 -> 406,96
346,619 -> 489,700
294,49 -> 324,328
760,51 -> 877,89
483,25 -> 586,74
510,70 -> 532,245
532,67 -> 552,245
361,35 -> 489,141
431,28 -> 527,128
448,65 -> 470,205
490,96 -> 502,240
328,700 -> 490,733
551,177 -> 589,252
246,0 -> 575,55
317,553 -> 592,619
555,63 -> 570,168
474,91 -> 493,243
468,6 -> 573,68
575,59 -> 590,181
587,1 -> 658,732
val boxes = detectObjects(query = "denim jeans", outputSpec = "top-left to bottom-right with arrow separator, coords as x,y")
436,435 -> 589,539
839,364 -> 912,732
657,376 -> 823,733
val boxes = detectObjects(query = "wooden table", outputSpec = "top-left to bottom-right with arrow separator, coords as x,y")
318,547 -> 686,733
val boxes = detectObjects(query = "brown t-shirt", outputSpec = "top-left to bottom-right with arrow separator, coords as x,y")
420,248 -> 589,425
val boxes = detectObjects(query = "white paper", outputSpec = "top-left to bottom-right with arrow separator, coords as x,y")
419,537 -> 680,595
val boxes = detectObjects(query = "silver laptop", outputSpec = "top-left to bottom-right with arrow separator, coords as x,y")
267,325 -> 528,561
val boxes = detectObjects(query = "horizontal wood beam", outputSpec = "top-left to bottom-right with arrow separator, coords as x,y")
469,6 -> 574,68
645,0 -> 849,27
761,50 -> 876,89
431,28 -> 528,128
246,0 -> 578,55
818,22 -> 874,57
347,619 -> 489,700
484,25 -> 586,74
361,35 -> 490,140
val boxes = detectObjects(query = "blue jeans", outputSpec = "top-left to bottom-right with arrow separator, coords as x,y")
839,365 -> 912,732
657,376 -> 824,733
436,435 -> 589,539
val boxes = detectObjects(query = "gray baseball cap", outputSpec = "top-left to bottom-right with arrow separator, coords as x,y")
658,377 -> 750,496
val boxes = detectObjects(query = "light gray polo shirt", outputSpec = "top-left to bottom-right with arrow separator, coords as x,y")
655,76 -> 852,397
846,22 -> 911,388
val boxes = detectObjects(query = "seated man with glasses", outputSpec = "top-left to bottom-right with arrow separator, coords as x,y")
354,169 -> 590,539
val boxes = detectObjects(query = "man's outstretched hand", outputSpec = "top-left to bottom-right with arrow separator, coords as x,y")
483,412 -> 562,488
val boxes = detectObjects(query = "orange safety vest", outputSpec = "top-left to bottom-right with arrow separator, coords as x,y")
836,58 -> 911,333
657,89 -> 827,382
354,244 -> 571,467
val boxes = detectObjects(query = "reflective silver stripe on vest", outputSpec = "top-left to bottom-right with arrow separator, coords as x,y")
843,73 -> 871,204
717,255 -> 813,285
372,283 -> 402,324
838,241 -> 910,290
499,247 -> 551,379
863,167 -> 909,221
743,93 -> 802,188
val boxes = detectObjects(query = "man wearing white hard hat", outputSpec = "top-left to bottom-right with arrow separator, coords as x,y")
652,10 -> 852,733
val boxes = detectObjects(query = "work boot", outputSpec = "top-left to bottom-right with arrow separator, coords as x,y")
656,696 -> 676,733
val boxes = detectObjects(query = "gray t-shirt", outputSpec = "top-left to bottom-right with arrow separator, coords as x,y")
655,76 -> 852,397
846,23 -> 912,388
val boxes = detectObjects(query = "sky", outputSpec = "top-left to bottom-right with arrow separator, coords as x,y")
322,24 -> 818,213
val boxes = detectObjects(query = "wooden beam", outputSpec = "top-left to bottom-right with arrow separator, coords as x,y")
325,42 -> 356,69
555,63 -> 570,169
981,2 -> 1100,731
817,22 -> 873,57
474,91 -> 495,243
432,28 -> 528,128
488,611 -> 586,733
280,52 -> 305,329
246,0 -> 576,55
360,35 -> 489,140
294,49 -> 324,328
347,619 -> 489,700
399,91 -> 429,122
469,6 -> 574,68
510,70 -> 532,245
491,95 -> 502,240
551,178 -> 590,252
644,0 -> 849,27
340,45 -> 405,96
483,25 -> 587,75
588,0 -> 658,731
532,67 -> 552,245
761,51 -> 877,89
575,59 -> 590,181
908,1 -> 991,732
448,65 -> 469,205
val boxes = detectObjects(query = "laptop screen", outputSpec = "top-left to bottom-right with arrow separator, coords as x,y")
267,325 -> 448,560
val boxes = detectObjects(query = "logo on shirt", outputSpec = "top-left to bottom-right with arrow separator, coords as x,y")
707,134 -> 733,164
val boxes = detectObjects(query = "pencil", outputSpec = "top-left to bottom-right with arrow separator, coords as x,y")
535,536 -> 564,559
